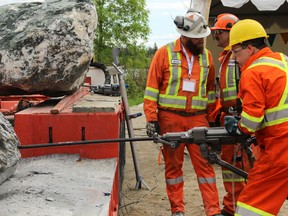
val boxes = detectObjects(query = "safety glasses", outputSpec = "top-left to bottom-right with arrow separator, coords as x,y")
213,29 -> 228,35
232,46 -> 247,55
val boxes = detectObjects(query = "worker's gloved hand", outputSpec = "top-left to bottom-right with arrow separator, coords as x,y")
224,116 -> 242,135
146,121 -> 160,137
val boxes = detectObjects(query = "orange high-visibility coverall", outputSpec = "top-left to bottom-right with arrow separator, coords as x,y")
144,38 -> 221,215
235,47 -> 288,215
216,50 -> 255,215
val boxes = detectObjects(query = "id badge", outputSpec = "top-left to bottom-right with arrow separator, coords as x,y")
183,78 -> 196,92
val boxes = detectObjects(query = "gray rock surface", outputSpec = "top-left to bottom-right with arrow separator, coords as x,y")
0,155 -> 116,216
0,0 -> 97,96
0,112 -> 21,185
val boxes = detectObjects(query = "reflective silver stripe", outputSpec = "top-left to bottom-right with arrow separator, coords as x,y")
236,206 -> 262,216
223,89 -> 237,101
241,54 -> 288,130
265,108 -> 288,122
285,55 -> 288,64
208,91 -> 216,103
262,54 -> 288,125
199,50 -> 209,97
248,57 -> 286,69
198,177 -> 216,184
144,88 -> 159,100
241,114 -> 262,131
227,59 -> 236,87
222,171 -> 245,182
222,57 -> 237,101
167,42 -> 181,95
192,99 -> 207,109
236,202 -> 274,216
158,95 -> 186,108
285,95 -> 288,104
166,176 -> 184,185
161,43 -> 211,110
190,49 -> 210,109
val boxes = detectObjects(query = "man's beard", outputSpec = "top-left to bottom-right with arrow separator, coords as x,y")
184,40 -> 203,55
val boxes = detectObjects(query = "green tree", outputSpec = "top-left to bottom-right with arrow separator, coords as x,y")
147,42 -> 158,56
123,47 -> 150,105
92,0 -> 150,65
92,0 -> 152,104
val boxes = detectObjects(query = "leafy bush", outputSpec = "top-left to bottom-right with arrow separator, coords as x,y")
125,68 -> 148,105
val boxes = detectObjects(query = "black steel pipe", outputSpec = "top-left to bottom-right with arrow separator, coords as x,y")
215,157 -> 248,179
18,137 -> 155,149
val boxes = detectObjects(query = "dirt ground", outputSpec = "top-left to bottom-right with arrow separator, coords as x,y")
119,104 -> 288,216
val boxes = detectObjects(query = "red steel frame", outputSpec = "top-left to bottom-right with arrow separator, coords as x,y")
11,88 -> 122,216
0,95 -> 49,115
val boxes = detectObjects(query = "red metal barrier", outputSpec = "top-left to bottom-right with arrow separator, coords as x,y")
15,111 -> 120,159
13,90 -> 122,215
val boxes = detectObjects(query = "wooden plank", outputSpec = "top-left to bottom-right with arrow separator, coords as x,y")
50,87 -> 90,114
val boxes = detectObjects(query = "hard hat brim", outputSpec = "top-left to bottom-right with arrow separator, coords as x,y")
225,35 -> 269,51
210,26 -> 219,30
176,27 -> 211,38
224,45 -> 231,51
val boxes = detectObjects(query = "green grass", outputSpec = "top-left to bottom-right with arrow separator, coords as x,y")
128,96 -> 144,106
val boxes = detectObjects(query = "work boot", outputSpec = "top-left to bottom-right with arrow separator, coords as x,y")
171,212 -> 185,216
221,209 -> 233,216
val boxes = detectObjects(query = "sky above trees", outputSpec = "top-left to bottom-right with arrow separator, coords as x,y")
146,0 -> 190,47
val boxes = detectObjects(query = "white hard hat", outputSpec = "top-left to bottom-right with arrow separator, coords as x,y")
174,9 -> 211,38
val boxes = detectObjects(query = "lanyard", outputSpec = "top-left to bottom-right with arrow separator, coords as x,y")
182,45 -> 194,79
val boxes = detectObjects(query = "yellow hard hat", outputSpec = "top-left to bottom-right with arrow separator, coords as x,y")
226,19 -> 268,50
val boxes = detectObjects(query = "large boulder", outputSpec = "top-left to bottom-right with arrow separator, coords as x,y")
0,112 -> 21,185
0,0 -> 97,96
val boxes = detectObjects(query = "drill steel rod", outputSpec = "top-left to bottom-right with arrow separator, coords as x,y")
215,157 -> 248,179
18,127 -> 250,151
17,137 -> 155,149
18,126 -> 254,182
209,152 -> 248,179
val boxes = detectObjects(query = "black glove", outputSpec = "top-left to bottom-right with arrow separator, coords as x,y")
146,121 -> 160,137
224,116 -> 242,135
